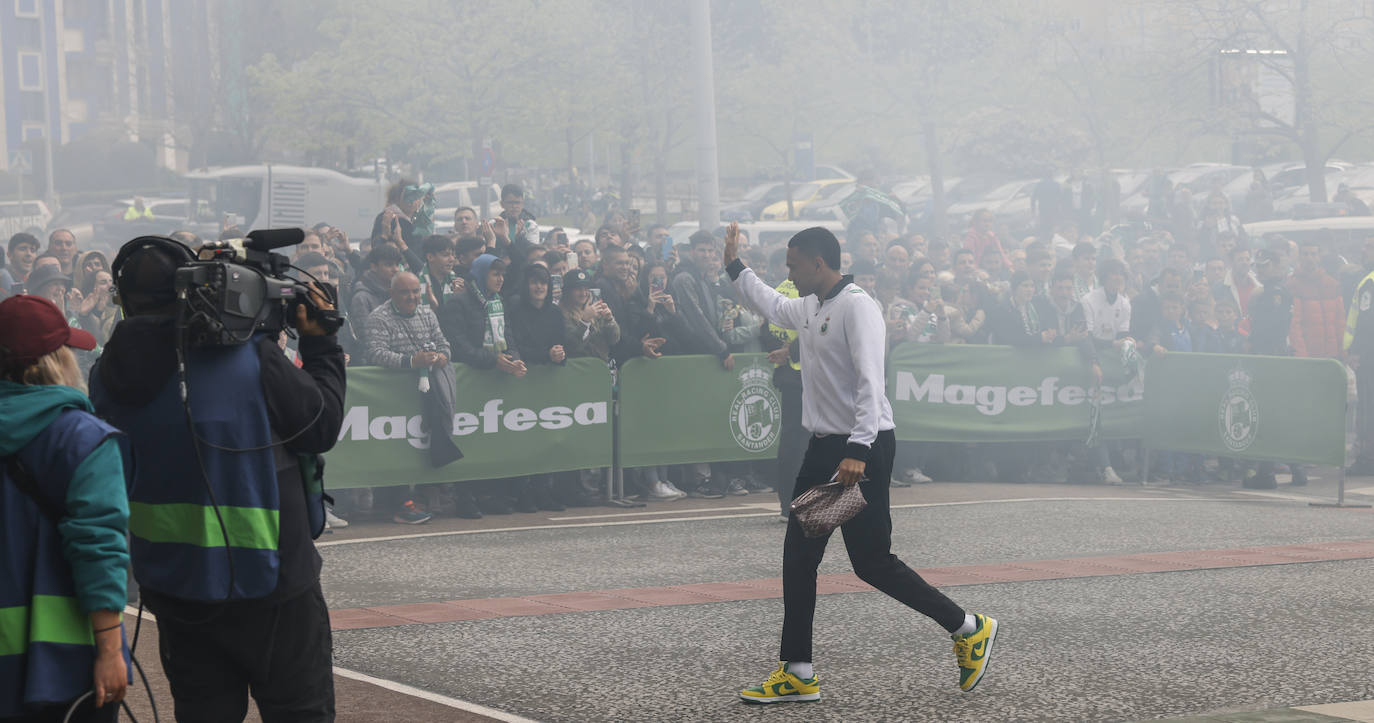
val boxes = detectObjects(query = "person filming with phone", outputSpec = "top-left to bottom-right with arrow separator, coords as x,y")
558,269 -> 619,362
723,223 -> 1000,704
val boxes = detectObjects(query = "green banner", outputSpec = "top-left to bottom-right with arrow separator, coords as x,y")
320,348 -> 1346,490
887,343 -> 1145,443
1143,353 -> 1346,466
325,360 -> 613,488
618,354 -> 780,467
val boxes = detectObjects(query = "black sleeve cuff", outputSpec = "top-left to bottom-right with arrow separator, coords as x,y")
298,334 -> 341,355
726,258 -> 747,281
844,442 -> 871,462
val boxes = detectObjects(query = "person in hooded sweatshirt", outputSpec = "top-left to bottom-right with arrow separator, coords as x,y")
506,264 -> 569,512
438,254 -> 529,516
509,264 -> 567,370
440,254 -> 525,375
0,295 -> 129,722
346,244 -> 403,359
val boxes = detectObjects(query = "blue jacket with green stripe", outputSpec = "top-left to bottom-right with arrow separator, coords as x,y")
90,317 -> 346,607
0,382 -> 130,717
94,335 -> 288,602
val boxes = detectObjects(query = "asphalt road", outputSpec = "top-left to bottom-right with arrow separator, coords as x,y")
295,475 -> 1374,722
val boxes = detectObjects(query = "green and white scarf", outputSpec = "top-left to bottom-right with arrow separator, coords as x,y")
1017,301 -> 1040,337
475,287 -> 507,353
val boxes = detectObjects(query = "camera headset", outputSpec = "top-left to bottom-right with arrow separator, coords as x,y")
110,235 -> 196,312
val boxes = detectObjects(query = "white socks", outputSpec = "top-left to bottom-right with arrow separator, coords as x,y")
785,615 -> 977,680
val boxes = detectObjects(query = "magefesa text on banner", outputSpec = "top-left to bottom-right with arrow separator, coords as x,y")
893,372 -> 1143,416
338,398 -> 609,449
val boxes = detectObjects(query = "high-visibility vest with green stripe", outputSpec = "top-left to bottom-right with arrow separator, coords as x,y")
91,336 -> 285,601
768,280 -> 802,371
1,409 -> 129,717
1344,270 -> 1374,351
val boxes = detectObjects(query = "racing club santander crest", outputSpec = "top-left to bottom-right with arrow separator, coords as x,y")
1218,365 -> 1259,452
730,364 -> 781,453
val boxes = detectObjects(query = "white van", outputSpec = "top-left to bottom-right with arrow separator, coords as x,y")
185,165 -> 386,241
0,200 -> 53,238
667,219 -> 846,250
430,181 -> 502,233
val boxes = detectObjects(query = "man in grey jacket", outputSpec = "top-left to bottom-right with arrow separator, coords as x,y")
670,230 -> 735,368
363,272 -> 451,524
669,230 -> 736,498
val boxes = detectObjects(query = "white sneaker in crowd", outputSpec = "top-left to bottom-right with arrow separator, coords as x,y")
649,481 -> 683,500
325,507 -> 349,528
904,468 -> 933,483
663,481 -> 689,498
1103,467 -> 1124,485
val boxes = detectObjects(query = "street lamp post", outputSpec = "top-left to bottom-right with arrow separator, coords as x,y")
37,1 -> 57,202
691,0 -> 720,230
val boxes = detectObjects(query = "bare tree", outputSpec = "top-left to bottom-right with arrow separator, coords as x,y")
1157,0 -> 1374,202
852,0 -> 1021,238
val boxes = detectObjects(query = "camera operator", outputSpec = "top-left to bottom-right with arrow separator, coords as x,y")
89,238 -> 345,722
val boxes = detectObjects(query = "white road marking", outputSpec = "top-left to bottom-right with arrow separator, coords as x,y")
1295,699 -> 1374,721
1230,489 -> 1331,503
1345,486 -> 1374,496
333,666 -> 540,722
123,605 -> 539,722
549,503 -> 778,520
318,496 -> 1279,548
124,604 -> 154,620
315,511 -> 785,547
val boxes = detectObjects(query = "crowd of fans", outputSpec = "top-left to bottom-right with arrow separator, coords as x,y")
0,171 -> 1366,527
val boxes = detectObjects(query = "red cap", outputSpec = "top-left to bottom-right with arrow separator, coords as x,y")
0,295 -> 98,363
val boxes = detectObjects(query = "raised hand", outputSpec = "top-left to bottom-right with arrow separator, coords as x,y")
723,221 -> 740,267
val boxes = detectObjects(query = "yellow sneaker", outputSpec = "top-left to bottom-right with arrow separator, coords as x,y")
952,613 -> 998,692
738,662 -> 821,704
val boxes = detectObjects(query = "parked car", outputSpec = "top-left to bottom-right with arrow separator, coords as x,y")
1267,166 -> 1374,218
113,197 -> 210,225
48,203 -> 114,246
720,181 -> 783,223
1218,161 -> 1357,214
431,181 -> 502,233
904,176 -> 1009,230
1106,169 -> 1151,203
813,165 -> 855,181
890,178 -> 931,206
86,197 -> 219,248
666,219 -> 846,250
945,179 -> 1041,233
1242,215 -> 1374,247
797,182 -> 859,223
1119,163 -> 1248,217
759,178 -> 853,220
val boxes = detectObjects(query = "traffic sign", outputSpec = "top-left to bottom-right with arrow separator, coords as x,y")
480,148 -> 495,176
8,151 -> 32,174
